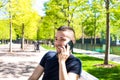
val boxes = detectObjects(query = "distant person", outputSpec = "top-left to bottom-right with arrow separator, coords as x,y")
36,41 -> 40,51
28,26 -> 82,80
33,41 -> 40,52
33,41 -> 37,51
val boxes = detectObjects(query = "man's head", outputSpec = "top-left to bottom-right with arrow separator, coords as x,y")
57,26 -> 76,43
54,26 -> 76,53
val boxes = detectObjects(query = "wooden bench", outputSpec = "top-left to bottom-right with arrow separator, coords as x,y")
79,70 -> 99,80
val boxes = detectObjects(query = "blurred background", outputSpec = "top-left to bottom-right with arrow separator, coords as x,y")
0,0 -> 120,55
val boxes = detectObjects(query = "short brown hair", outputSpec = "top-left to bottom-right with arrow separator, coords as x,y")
57,26 -> 76,43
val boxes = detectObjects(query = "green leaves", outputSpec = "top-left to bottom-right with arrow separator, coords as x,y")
0,0 -> 120,42
0,20 -> 16,40
41,0 -> 120,41
6,0 -> 41,40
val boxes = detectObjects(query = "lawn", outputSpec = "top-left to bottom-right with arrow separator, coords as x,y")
74,53 -> 120,80
42,44 -> 120,80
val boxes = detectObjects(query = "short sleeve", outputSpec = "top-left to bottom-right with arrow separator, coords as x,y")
39,52 -> 48,68
69,58 -> 82,76
39,51 -> 56,68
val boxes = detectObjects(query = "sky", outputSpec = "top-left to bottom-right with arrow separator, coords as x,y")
33,0 -> 49,16
0,0 -> 49,19
33,0 -> 90,16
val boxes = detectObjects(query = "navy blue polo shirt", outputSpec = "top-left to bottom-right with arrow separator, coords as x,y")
40,51 -> 82,80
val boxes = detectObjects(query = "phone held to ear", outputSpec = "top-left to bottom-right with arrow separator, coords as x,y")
65,40 -> 73,51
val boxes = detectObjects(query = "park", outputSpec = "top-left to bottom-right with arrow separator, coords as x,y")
0,0 -> 120,80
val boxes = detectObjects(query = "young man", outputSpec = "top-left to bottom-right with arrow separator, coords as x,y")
28,26 -> 82,80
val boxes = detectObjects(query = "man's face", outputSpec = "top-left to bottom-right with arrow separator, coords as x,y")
54,31 -> 72,53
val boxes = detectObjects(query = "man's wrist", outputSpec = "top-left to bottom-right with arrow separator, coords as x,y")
59,60 -> 66,65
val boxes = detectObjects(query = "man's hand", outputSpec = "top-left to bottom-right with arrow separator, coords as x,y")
58,44 -> 70,63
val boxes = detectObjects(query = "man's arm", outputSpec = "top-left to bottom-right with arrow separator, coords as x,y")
28,65 -> 44,80
68,72 -> 80,80
58,45 -> 80,80
59,61 -> 79,80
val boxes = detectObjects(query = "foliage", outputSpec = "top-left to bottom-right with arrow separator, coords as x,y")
110,1 -> 120,39
0,20 -> 16,40
41,0 -> 120,41
0,0 -> 120,43
0,1 -> 2,8
6,0 -> 41,40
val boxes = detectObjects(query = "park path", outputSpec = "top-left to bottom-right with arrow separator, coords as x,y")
0,44 -> 48,80
73,48 -> 120,64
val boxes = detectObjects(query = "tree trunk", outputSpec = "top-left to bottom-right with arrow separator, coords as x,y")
37,27 -> 39,41
93,36 -> 96,50
21,23 -> 24,50
81,24 -> 84,45
67,0 -> 70,26
9,0 -> 12,53
104,0 -> 110,65
94,13 -> 97,50
91,36 -> 93,45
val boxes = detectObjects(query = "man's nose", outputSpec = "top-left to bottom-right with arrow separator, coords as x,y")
55,41 -> 61,46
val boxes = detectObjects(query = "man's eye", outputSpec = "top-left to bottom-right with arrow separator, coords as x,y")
55,38 -> 57,40
61,39 -> 66,41
60,39 -> 65,42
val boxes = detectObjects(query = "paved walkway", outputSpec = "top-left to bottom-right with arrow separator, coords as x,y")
0,44 -> 120,80
73,48 -> 120,64
0,44 -> 48,80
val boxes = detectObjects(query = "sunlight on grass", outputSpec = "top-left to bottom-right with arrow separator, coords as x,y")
42,44 -> 55,50
73,53 -> 120,80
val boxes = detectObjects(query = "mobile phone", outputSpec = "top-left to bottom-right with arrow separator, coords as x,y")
65,40 -> 73,51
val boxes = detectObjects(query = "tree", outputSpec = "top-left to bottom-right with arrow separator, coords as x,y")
6,0 -> 40,50
9,0 -> 12,52
0,1 -> 2,8
43,0 -> 90,40
110,1 -> 120,39
104,0 -> 117,65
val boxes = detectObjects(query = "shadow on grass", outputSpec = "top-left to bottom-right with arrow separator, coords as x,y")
0,61 -> 37,78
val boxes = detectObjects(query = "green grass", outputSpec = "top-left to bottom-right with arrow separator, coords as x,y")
42,45 -> 120,80
42,44 -> 55,50
74,53 -> 120,80
111,46 -> 120,55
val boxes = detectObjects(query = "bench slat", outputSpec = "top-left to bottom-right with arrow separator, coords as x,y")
79,70 -> 99,80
